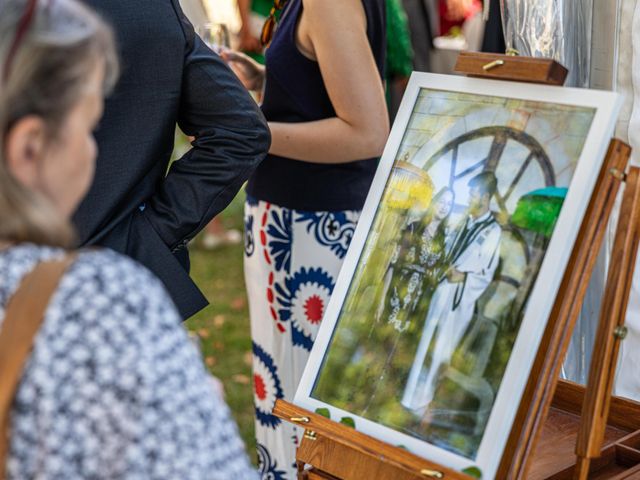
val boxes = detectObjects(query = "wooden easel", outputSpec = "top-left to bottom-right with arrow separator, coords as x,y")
573,166 -> 640,479
273,52 -> 638,479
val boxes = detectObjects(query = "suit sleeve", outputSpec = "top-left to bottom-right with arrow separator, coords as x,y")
141,3 -> 271,252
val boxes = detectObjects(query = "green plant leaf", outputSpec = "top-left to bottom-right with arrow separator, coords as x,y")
462,466 -> 482,478
339,417 -> 356,429
315,408 -> 331,419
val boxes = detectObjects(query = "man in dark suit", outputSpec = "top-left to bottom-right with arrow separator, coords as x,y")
74,0 -> 271,320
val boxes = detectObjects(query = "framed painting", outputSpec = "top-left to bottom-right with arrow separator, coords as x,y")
294,73 -> 622,478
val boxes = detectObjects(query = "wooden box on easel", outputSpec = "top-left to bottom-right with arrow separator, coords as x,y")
529,380 -> 640,479
273,53 -> 638,479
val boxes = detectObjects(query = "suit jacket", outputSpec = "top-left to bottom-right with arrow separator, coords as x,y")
74,0 -> 271,319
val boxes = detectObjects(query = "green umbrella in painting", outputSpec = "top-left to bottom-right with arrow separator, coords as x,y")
511,187 -> 568,238
507,186 -> 568,324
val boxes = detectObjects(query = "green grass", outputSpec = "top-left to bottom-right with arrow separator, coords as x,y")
185,191 -> 257,460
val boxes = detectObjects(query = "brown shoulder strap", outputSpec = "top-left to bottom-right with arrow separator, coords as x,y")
0,254 -> 77,479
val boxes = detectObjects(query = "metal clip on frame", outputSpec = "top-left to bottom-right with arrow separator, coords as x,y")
421,468 -> 444,479
303,430 -> 317,441
610,168 -> 627,182
290,416 -> 310,424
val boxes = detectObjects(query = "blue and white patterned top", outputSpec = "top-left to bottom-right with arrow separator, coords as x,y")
0,244 -> 257,480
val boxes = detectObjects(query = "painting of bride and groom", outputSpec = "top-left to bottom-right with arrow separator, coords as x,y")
307,85 -> 599,459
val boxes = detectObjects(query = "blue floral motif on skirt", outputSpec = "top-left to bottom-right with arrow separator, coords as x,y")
244,199 -> 360,480
275,267 -> 335,351
257,443 -> 288,480
296,211 -> 357,259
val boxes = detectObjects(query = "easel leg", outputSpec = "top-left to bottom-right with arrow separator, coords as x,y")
574,456 -> 591,480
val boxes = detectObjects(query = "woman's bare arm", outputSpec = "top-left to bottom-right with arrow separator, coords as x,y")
237,0 -> 262,52
268,0 -> 389,164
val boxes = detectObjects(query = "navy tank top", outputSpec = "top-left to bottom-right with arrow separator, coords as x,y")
246,0 -> 386,211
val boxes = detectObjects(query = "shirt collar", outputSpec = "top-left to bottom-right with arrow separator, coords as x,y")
468,210 -> 492,225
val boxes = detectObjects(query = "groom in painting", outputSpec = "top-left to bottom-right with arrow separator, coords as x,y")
402,171 -> 502,412
443,171 -> 502,312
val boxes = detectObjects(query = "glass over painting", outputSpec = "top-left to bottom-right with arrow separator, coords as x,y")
310,88 -> 597,459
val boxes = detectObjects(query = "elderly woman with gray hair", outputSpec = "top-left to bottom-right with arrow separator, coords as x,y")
0,1 -> 257,478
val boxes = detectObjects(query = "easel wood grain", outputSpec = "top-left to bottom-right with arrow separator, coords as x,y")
552,380 -> 640,432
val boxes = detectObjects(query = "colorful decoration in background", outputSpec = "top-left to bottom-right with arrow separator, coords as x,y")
438,0 -> 482,36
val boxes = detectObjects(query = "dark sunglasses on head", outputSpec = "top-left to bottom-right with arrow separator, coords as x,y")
3,0 -> 41,82
260,0 -> 288,47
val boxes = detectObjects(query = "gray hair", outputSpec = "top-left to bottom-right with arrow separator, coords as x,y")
0,0 -> 118,247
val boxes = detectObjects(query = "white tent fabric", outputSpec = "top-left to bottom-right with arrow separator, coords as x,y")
614,0 -> 640,400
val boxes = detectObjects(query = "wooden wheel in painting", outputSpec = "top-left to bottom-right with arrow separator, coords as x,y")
422,126 -> 555,220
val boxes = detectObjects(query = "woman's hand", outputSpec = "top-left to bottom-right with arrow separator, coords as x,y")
238,25 -> 263,53
219,48 -> 265,92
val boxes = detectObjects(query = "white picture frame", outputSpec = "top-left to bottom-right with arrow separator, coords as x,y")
294,73 -> 621,478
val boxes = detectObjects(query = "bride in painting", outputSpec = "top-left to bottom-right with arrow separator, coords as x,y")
353,187 -> 456,417
380,187 -> 456,334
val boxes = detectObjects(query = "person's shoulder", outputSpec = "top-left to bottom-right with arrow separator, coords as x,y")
64,249 -> 176,315
302,0 -> 365,18
73,248 -> 156,282
303,0 -> 382,23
